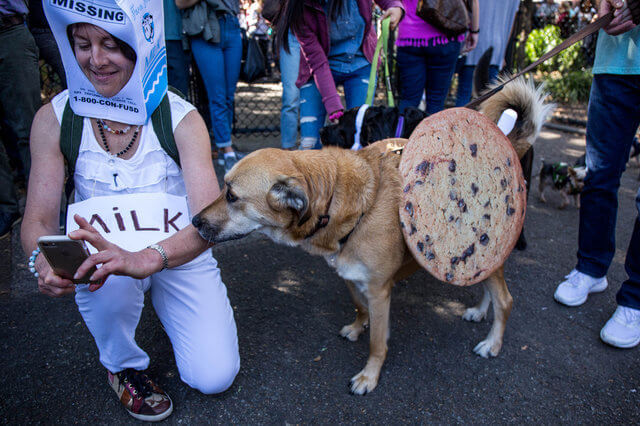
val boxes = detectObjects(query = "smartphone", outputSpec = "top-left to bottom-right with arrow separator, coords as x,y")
37,236 -> 97,284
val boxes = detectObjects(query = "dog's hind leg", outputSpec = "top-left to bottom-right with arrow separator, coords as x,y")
340,280 -> 369,342
462,285 -> 491,322
349,281 -> 391,395
473,266 -> 513,358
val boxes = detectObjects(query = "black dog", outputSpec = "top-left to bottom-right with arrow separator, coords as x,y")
319,106 -> 427,149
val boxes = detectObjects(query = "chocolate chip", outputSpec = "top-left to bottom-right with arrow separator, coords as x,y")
500,178 -> 508,189
445,272 -> 454,282
483,214 -> 491,220
425,234 -> 430,243
484,200 -> 490,208
449,160 -> 457,172
417,241 -> 424,252
505,195 -> 510,203
507,157 -> 512,167
473,270 -> 482,279
405,201 -> 414,217
451,256 -> 459,265
450,178 -> 457,185
458,199 -> 467,213
415,160 -> 430,176
472,226 -> 477,232
410,224 -> 417,235
415,180 -> 424,185
479,233 -> 489,245
470,144 -> 478,157
400,221 -> 405,228
471,183 -> 478,196
448,215 -> 454,222
403,183 -> 411,193
506,207 -> 515,216
449,190 -> 457,200
426,251 -> 435,260
494,166 -> 501,172
465,243 -> 475,257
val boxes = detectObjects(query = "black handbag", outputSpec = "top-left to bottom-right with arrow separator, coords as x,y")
415,0 -> 471,38
240,37 -> 267,84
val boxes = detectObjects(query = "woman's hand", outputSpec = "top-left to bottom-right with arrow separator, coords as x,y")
36,253 -> 76,297
462,31 -> 479,53
382,7 -> 404,30
69,215 -> 163,290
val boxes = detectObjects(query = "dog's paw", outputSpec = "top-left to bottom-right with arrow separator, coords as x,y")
349,370 -> 378,395
473,338 -> 502,358
462,307 -> 487,322
340,324 -> 364,342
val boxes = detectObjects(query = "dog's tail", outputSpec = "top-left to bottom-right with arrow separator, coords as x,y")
478,76 -> 555,158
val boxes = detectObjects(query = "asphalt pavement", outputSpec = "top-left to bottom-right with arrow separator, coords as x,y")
2,127 -> 640,424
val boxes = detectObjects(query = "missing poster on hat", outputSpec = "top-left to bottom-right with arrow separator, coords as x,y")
44,0 -> 167,124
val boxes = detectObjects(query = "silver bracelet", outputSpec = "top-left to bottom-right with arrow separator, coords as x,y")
147,244 -> 169,271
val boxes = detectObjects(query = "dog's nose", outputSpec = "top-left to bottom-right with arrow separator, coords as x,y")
192,214 -> 203,229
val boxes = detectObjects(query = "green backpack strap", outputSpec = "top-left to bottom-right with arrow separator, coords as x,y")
60,100 -> 84,197
151,88 -> 183,168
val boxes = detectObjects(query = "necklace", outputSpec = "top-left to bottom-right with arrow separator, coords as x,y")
97,119 -> 140,157
96,118 -> 131,135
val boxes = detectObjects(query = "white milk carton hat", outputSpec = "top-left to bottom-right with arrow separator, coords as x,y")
44,0 -> 167,125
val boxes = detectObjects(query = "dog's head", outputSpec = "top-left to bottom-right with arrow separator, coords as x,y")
319,108 -> 359,148
192,149 -> 333,245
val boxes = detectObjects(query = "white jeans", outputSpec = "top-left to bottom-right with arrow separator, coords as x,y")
75,251 -> 240,394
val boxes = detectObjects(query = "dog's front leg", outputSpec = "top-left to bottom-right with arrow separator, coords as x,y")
349,282 -> 391,395
462,284 -> 491,322
473,267 -> 513,358
340,280 -> 370,342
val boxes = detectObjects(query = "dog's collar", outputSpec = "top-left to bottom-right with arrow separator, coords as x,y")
351,104 -> 370,151
394,116 -> 405,138
338,213 -> 365,247
303,214 -> 331,240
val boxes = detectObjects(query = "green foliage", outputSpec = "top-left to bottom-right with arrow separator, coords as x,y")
525,25 -> 584,73
541,70 -> 592,103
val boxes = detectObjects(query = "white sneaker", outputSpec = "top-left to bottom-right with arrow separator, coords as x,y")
554,269 -> 608,306
600,306 -> 640,348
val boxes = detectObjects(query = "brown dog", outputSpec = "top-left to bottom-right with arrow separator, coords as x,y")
192,77 -> 553,395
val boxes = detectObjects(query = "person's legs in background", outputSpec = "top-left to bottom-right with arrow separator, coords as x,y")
397,46 -> 427,113
30,27 -> 67,89
299,80 -> 325,150
166,39 -> 190,96
423,40 -> 461,115
339,64 -> 370,109
221,15 -> 243,172
454,58 -> 475,107
0,24 -> 41,236
279,31 -> 300,150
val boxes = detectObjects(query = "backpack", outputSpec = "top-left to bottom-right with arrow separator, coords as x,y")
59,88 -> 184,198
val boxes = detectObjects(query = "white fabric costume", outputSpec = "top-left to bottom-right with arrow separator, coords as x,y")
52,90 -> 240,394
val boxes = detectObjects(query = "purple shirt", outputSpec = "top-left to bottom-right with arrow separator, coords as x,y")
293,0 -> 404,114
396,0 -> 465,48
0,0 -> 28,16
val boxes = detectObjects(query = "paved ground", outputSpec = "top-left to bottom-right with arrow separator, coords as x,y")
2,127 -> 640,424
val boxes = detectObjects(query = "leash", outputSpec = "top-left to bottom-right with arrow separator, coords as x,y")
365,17 -> 394,107
464,10 -> 615,110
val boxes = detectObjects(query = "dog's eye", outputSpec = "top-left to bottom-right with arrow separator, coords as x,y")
226,190 -> 238,203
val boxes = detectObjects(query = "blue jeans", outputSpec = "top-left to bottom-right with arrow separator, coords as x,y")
279,32 -> 300,149
576,74 -> 640,309
396,41 -> 461,115
191,15 -> 243,149
300,64 -> 370,149
166,39 -> 190,97
454,60 -> 499,107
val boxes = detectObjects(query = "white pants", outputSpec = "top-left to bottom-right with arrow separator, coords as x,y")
75,251 -> 240,394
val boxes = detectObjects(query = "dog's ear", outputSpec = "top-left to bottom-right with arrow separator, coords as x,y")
567,167 -> 577,176
267,177 -> 311,226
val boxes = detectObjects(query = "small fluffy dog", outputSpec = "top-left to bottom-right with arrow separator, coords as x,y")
192,77 -> 553,395
538,157 -> 587,209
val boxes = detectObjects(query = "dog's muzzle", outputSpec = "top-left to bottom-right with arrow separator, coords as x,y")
192,214 -> 218,241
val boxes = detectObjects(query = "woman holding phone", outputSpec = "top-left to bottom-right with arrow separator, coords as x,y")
22,11 -> 239,422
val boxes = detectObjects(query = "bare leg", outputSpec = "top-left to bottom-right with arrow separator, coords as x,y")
349,282 -> 391,395
340,280 -> 369,342
472,267 -> 513,358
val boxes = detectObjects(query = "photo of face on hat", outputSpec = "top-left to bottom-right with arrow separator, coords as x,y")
44,0 -> 167,125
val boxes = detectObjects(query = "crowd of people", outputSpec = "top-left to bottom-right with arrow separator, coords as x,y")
0,0 -> 638,422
